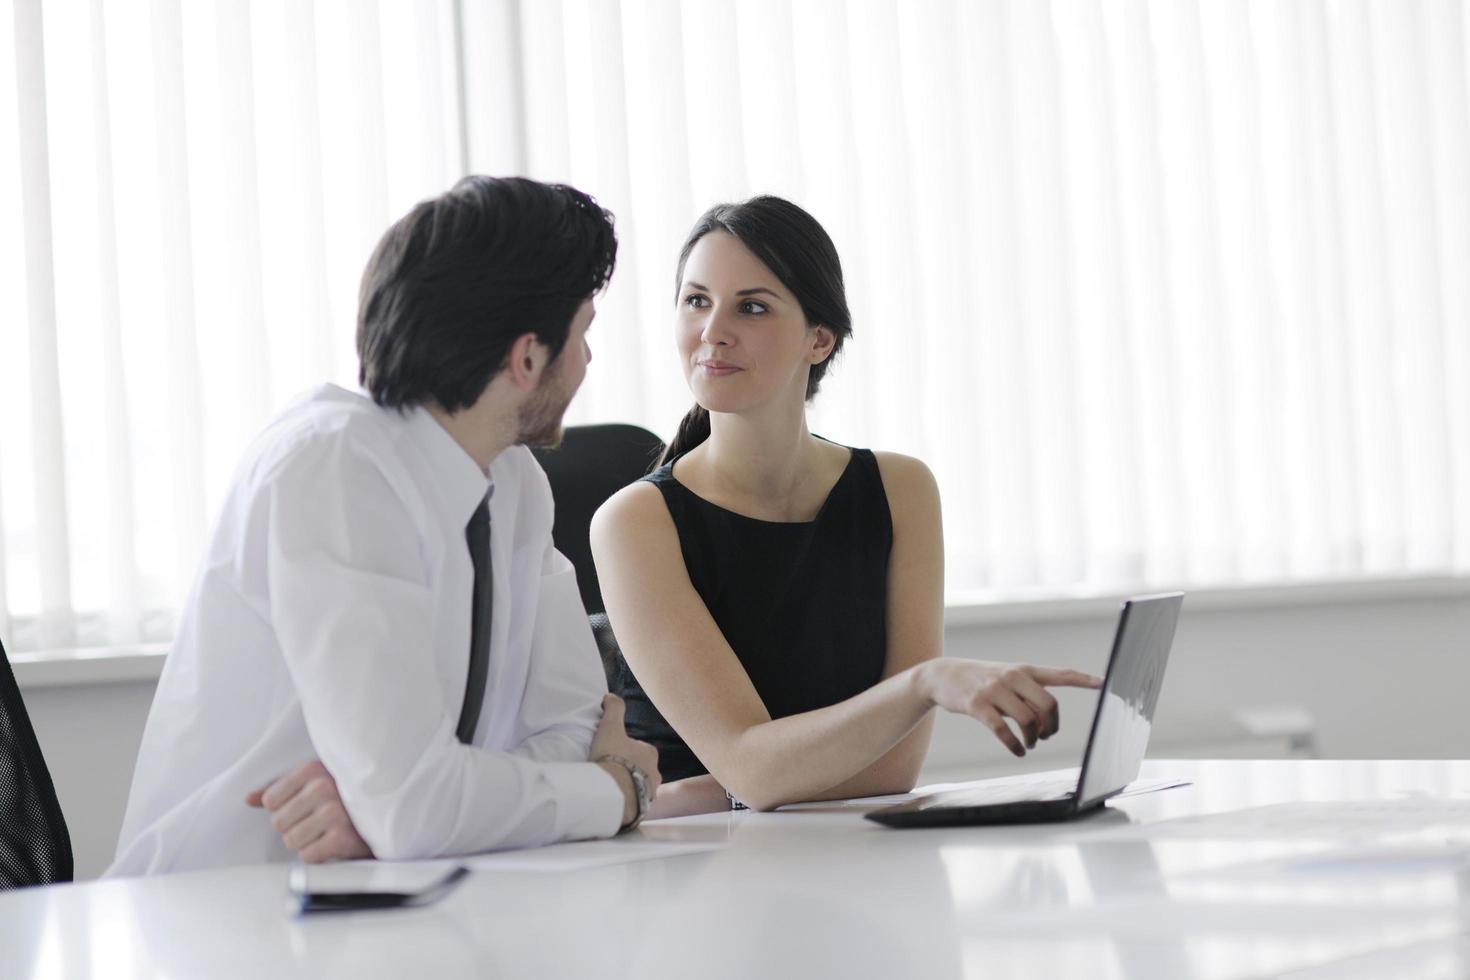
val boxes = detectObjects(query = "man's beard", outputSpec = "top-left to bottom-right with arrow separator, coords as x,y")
516,365 -> 574,449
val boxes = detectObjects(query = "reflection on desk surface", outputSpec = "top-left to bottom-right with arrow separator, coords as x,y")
7,760 -> 1470,980
1071,798 -> 1470,841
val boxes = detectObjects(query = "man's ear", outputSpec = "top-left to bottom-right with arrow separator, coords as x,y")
504,332 -> 550,391
809,325 -> 837,365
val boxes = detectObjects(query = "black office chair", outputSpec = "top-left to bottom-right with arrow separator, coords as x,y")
532,423 -> 665,682
0,635 -> 73,889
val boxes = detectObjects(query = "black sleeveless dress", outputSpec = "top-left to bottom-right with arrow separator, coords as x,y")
612,446 -> 893,782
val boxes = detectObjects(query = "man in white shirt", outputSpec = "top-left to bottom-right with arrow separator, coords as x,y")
110,177 -> 659,875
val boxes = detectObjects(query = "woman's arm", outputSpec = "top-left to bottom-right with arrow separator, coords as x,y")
628,456 -> 939,814
591,467 -> 1097,813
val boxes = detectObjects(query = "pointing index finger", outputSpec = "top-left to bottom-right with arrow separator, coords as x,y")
1029,667 -> 1104,689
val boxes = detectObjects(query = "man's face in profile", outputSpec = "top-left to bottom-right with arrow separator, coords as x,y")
518,297 -> 596,448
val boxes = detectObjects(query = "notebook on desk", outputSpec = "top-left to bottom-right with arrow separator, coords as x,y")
867,592 -> 1184,829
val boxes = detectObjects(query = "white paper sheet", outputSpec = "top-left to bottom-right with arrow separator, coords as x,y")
293,836 -> 726,898
460,836 -> 725,873
777,769 -> 1189,811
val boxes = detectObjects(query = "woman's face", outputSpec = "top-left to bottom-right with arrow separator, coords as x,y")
675,231 -> 833,416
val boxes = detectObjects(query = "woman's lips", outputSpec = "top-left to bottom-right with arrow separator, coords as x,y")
698,361 -> 742,376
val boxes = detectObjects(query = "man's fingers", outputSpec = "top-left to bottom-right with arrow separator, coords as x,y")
299,825 -> 372,865
640,753 -> 662,797
260,760 -> 322,811
269,785 -> 321,836
1028,667 -> 1104,690
284,799 -> 373,862
596,694 -> 627,733
259,774 -> 301,812
283,805 -> 335,852
298,836 -> 337,865
974,705 -> 1025,757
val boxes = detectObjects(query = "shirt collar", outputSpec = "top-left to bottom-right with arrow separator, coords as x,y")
403,405 -> 494,527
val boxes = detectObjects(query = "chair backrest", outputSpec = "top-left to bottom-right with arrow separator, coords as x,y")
532,423 -> 665,617
0,636 -> 73,888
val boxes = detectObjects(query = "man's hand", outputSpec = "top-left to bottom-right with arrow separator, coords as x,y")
246,760 -> 374,863
589,694 -> 662,826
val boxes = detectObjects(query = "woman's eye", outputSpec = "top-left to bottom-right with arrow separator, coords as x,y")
740,300 -> 768,315
683,294 -> 708,309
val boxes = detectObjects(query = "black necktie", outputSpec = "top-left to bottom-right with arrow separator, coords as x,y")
456,497 -> 492,744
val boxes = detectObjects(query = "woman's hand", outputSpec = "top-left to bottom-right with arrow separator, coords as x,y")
916,660 -> 1102,757
646,774 -> 731,819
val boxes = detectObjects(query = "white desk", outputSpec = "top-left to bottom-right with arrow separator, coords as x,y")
7,759 -> 1470,979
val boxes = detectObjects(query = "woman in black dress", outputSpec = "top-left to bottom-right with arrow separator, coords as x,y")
591,197 -> 1100,816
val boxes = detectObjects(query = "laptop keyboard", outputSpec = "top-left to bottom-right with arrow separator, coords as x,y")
919,777 -> 1079,809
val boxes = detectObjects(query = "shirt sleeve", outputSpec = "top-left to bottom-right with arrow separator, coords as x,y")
508,541 -> 612,766
263,433 -> 621,859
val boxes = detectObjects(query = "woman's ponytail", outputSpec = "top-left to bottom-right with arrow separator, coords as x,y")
660,403 -> 711,465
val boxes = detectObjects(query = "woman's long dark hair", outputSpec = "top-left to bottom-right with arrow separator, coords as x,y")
661,196 -> 853,464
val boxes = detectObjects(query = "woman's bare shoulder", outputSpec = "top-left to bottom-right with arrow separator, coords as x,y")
592,479 -> 670,539
869,450 -> 939,506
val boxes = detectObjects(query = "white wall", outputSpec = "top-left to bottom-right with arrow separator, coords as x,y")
22,679 -> 157,883
925,587 -> 1470,779
19,587 -> 1469,880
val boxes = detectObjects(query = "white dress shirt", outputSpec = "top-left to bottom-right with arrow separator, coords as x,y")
109,384 -> 623,876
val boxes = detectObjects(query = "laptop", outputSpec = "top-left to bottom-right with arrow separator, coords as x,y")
866,592 -> 1183,829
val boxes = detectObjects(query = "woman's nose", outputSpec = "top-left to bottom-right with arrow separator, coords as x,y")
700,309 -> 734,346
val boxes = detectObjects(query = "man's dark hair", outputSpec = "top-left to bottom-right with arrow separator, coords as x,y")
357,176 -> 617,411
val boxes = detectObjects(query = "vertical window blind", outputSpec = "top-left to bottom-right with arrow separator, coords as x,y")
2,0 -> 462,651
2,0 -> 1467,654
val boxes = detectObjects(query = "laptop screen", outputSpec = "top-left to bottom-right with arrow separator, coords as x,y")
1075,594 -> 1183,808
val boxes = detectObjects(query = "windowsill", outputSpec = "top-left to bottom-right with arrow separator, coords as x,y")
11,574 -> 1468,690
944,573 -> 1470,626
13,644 -> 171,690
